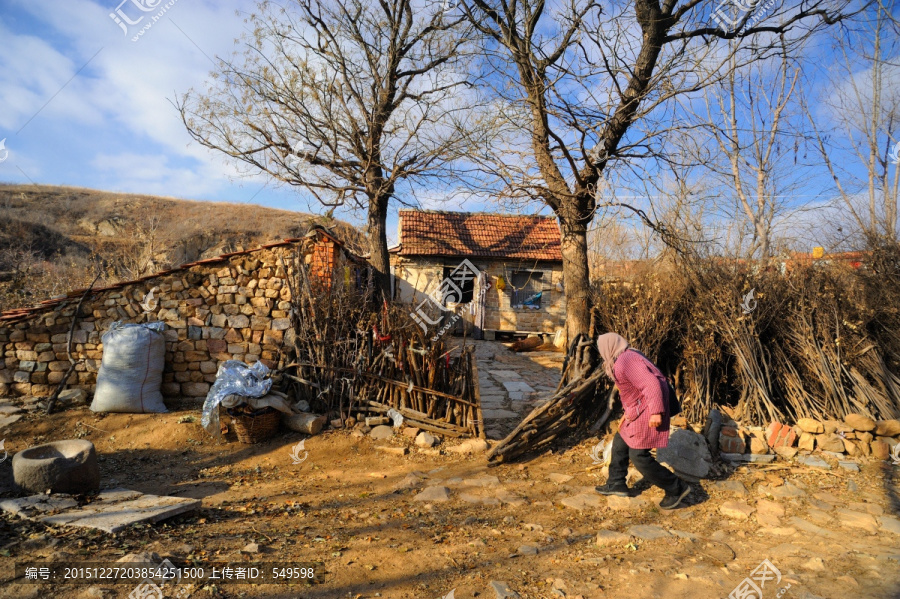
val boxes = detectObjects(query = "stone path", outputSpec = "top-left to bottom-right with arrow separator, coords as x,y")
473,340 -> 564,440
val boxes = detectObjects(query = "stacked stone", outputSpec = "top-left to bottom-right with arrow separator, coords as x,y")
716,412 -> 900,461
0,245 -> 300,400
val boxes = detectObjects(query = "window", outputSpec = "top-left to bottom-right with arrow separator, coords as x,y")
510,271 -> 543,309
441,265 -> 475,303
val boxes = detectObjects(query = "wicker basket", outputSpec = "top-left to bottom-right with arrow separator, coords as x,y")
227,406 -> 280,444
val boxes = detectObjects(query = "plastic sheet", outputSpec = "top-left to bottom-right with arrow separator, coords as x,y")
201,360 -> 273,439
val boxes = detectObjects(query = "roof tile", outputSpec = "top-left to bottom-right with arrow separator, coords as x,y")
398,210 -> 561,261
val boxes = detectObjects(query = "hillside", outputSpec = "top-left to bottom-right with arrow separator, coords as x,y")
0,184 -> 364,311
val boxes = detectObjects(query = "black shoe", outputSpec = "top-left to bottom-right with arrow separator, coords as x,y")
595,482 -> 629,497
659,480 -> 690,510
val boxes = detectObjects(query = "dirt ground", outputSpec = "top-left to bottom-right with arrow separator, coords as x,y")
1,403 -> 900,599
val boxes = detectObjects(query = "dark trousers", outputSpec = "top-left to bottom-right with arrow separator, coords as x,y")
607,432 -> 681,495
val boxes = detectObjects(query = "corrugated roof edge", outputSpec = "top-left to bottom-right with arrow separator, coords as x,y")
0,225 -> 366,325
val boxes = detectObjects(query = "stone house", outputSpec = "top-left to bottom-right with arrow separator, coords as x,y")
0,226 -> 366,401
390,210 -> 565,339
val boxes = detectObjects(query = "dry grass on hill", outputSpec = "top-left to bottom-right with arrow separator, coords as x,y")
0,183 -> 363,312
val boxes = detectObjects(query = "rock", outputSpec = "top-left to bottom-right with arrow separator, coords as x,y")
755,499 -> 784,527
816,434 -> 845,453
12,440 -> 100,494
711,480 -> 748,496
402,427 -> 420,439
857,431 -> 874,444
460,493 -> 500,505
282,412 -> 326,434
330,419 -> 344,429
839,461 -> 860,472
241,543 -> 260,554
0,414 -> 23,429
605,495 -> 647,511
489,581 -> 520,599
798,432 -> 816,451
462,475 -> 500,487
395,473 -> 426,490
797,418 -> 824,434
875,419 -> 900,437
626,525 -> 671,540
797,455 -> 831,469
58,389 -> 88,405
595,530 -> 631,547
750,437 -> 769,454
369,425 -> 394,440
415,432 -> 438,448
844,413 -> 876,432
559,493 -> 604,511
871,440 -> 890,460
823,420 -> 842,434
720,500 -> 754,520
774,446 -> 798,459
802,557 -> 826,571
720,453 -> 775,463
879,516 -> 900,535
836,508 -> 879,533
549,473 -> 573,484
842,438 -> 858,456
656,428 -> 712,479
413,486 -> 450,502
449,438 -> 490,454
516,544 -> 538,556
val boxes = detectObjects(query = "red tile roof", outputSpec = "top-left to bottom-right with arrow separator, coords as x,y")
397,210 -> 561,261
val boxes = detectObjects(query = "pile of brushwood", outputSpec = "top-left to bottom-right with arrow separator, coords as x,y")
277,251 -> 483,438
488,243 -> 900,464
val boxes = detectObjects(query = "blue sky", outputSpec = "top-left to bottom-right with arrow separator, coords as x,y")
0,0 -> 417,233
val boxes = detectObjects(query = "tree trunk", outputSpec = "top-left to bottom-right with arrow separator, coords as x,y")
368,195 -> 391,301
559,216 -> 591,341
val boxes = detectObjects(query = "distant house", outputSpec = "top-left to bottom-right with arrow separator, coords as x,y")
390,210 -> 565,339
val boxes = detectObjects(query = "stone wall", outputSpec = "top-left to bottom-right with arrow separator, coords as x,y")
0,230 -> 357,402
392,257 -> 566,335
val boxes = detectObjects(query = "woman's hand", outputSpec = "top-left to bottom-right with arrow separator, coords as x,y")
648,414 -> 662,428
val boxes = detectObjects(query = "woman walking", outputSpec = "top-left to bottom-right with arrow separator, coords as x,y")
594,332 -> 690,509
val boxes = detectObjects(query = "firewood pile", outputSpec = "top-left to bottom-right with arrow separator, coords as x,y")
278,251 -> 483,438
487,334 -> 612,463
592,244 -> 900,426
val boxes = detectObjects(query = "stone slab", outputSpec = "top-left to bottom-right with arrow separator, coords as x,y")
798,455 -> 831,469
488,370 -> 523,381
627,525 -> 671,540
720,452 -> 776,463
0,488 -> 200,533
502,381 -> 535,393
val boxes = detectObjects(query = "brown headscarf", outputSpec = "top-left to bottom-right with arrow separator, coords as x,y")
597,332 -> 630,381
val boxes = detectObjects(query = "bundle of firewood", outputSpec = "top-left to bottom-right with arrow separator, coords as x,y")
279,251 -> 483,437
487,334 -> 613,463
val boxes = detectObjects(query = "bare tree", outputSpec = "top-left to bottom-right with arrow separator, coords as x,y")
804,0 -> 900,244
177,0 -> 478,299
700,35 -> 809,259
462,0 -> 853,338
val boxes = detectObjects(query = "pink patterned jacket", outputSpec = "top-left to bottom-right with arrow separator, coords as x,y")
613,349 -> 671,449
